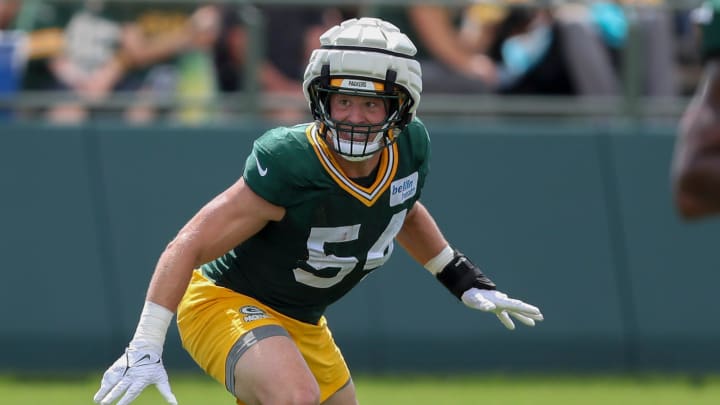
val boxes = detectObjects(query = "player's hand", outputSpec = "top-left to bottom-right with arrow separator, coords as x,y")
93,347 -> 177,405
461,288 -> 544,330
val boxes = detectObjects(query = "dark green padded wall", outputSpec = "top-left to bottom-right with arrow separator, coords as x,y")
2,121 -> 719,373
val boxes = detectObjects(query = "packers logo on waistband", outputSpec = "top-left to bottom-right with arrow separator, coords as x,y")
307,124 -> 398,207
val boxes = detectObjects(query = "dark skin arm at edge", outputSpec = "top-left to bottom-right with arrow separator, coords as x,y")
672,60 -> 720,219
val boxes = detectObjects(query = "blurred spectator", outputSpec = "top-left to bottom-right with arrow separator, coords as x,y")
211,4 -> 246,96
115,2 -> 220,124
0,0 -> 25,119
485,5 -> 576,95
0,1 -> 691,123
375,4 -> 494,93
45,0 -> 126,123
551,2 -> 623,96
1,0 -> 68,119
17,0 -> 220,124
376,1 -> 676,99
375,3 -> 585,96
673,5 -> 704,95
630,1 -> 678,97
211,4 -> 350,123
554,0 -> 678,97
0,0 -> 20,29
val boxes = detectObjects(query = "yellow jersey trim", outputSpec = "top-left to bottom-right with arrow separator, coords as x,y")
306,125 -> 398,207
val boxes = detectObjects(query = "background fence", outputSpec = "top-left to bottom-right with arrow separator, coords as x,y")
0,0 -> 708,122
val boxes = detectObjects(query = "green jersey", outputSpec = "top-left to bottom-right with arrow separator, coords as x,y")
203,119 -> 431,324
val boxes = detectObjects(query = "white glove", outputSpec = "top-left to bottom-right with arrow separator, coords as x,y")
461,288 -> 544,330
93,347 -> 178,405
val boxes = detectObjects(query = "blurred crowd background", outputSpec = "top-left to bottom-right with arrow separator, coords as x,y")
0,0 -> 707,125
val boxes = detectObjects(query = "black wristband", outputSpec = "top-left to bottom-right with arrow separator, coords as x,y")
436,250 -> 496,299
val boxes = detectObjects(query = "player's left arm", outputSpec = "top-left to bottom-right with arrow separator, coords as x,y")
396,202 -> 544,330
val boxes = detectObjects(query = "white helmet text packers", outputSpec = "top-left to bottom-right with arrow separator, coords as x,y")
303,17 -> 423,161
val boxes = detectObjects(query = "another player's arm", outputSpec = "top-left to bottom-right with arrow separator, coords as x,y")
673,60 -> 720,219
147,176 -> 285,311
396,202 -> 543,330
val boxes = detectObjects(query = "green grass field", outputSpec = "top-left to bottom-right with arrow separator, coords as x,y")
2,373 -> 719,405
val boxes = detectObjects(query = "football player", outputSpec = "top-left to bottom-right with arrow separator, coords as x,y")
94,17 -> 543,405
673,1 -> 720,219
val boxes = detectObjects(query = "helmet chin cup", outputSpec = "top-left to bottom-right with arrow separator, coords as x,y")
338,151 -> 375,162
328,126 -> 385,161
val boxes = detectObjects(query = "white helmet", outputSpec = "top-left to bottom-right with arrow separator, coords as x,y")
303,17 -> 423,161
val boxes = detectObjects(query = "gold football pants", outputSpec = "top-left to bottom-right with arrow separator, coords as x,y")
177,270 -> 351,404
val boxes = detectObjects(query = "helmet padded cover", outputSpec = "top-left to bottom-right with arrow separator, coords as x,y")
303,17 -> 423,116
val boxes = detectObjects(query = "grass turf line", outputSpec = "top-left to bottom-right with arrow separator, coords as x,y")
1,373 -> 719,405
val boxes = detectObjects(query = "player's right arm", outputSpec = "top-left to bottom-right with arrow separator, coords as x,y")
672,60 -> 720,219
147,176 -> 284,311
94,177 -> 284,405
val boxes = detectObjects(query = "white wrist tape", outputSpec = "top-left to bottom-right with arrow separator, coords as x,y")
129,301 -> 174,354
423,245 -> 454,275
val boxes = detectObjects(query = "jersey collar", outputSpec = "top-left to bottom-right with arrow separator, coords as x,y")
307,124 -> 398,207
